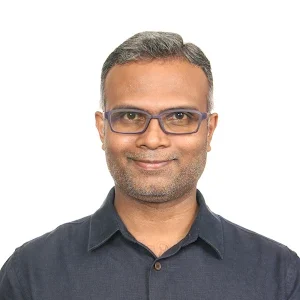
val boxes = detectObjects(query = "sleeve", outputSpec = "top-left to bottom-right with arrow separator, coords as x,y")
286,247 -> 300,300
0,252 -> 29,300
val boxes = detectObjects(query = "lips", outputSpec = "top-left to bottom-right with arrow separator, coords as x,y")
131,159 -> 173,170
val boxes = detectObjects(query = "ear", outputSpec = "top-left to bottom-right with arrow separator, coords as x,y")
95,111 -> 105,150
206,113 -> 218,152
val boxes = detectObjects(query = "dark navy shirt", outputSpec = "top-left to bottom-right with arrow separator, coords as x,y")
1,188 -> 299,299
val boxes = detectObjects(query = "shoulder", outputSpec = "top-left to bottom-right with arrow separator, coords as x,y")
11,215 -> 91,267
219,215 -> 300,298
0,215 -> 92,298
219,214 -> 294,256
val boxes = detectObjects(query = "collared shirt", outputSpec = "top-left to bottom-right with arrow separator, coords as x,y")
0,188 -> 299,300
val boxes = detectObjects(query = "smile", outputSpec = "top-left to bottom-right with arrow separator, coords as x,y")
131,159 -> 173,170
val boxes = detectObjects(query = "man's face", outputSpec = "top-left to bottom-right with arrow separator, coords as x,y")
95,59 -> 218,203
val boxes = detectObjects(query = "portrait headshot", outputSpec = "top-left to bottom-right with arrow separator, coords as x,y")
0,2 -> 299,300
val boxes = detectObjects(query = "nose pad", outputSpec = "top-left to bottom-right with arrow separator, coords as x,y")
136,118 -> 170,149
144,118 -> 164,133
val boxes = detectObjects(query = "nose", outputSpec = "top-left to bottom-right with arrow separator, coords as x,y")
135,118 -> 171,150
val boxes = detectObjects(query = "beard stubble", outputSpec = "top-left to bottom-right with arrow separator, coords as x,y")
104,140 -> 208,204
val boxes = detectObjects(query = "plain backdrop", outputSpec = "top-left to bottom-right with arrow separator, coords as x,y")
0,0 -> 299,266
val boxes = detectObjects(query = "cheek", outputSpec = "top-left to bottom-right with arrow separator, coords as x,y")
104,134 -> 134,153
177,136 -> 207,156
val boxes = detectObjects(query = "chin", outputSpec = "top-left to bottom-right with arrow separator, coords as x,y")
117,180 -> 193,203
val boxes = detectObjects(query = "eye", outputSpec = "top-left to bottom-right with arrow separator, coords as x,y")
124,112 -> 138,120
173,112 -> 187,120
166,112 -> 190,120
119,111 -> 146,122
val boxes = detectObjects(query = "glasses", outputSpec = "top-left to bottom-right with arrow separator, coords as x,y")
104,108 -> 208,134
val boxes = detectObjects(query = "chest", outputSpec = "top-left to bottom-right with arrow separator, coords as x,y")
27,243 -> 283,300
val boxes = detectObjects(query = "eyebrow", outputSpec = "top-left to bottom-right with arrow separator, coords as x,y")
109,104 -> 201,113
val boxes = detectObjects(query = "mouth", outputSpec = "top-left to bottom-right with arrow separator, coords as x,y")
130,159 -> 174,170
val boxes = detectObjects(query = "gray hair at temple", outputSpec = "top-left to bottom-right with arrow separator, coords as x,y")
100,31 -> 214,112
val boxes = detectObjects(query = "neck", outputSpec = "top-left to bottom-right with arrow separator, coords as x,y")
114,187 -> 199,242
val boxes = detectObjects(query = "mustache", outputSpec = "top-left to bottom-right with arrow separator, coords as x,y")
126,152 -> 178,161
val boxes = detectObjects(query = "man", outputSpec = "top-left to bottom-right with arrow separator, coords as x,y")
0,31 -> 299,299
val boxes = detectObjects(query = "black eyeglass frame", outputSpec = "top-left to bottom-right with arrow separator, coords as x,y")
104,108 -> 208,135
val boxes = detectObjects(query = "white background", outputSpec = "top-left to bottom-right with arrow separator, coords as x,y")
0,0 -> 299,266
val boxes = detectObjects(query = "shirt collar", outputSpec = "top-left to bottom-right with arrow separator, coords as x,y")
192,189 -> 224,259
88,187 -> 224,260
88,187 -> 120,251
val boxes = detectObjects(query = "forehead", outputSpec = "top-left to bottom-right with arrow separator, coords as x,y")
104,59 -> 209,112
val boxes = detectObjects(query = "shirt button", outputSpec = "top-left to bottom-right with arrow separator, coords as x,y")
154,262 -> 162,271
